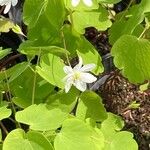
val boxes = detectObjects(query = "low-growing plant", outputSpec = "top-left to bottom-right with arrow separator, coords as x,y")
0,0 -> 150,149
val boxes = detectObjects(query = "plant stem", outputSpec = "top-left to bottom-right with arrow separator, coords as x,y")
120,0 -> 134,21
61,30 -> 71,66
0,121 -> 8,135
3,70 -> 21,128
32,49 -> 41,104
138,26 -> 149,40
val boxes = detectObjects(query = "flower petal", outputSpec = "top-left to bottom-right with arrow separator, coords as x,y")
4,2 -> 11,14
0,0 -> 9,5
83,0 -> 93,7
74,80 -> 87,92
80,63 -> 96,72
63,74 -> 73,82
63,66 -> 73,74
71,0 -> 80,7
65,82 -> 72,93
12,0 -> 18,6
80,73 -> 97,83
73,56 -> 83,71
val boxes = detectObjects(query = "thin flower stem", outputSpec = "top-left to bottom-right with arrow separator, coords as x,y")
120,0 -> 134,21
61,30 -> 71,66
0,121 -> 8,135
32,49 -> 41,105
69,10 -> 74,27
138,26 -> 149,40
3,70 -> 21,128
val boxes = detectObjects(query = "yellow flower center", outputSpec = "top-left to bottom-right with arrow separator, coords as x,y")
73,72 -> 81,80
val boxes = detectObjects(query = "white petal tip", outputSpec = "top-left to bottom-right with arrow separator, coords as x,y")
83,0 -> 93,7
71,0 -> 80,7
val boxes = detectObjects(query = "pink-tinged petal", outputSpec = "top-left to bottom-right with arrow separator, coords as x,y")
73,56 -> 83,71
73,80 -> 87,92
63,66 -> 73,74
83,0 -> 93,7
71,0 -> 80,7
80,73 -> 97,83
80,64 -> 95,72
4,2 -> 11,14
12,0 -> 18,6
65,82 -> 72,93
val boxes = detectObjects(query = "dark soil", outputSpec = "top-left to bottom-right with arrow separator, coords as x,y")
98,72 -> 150,150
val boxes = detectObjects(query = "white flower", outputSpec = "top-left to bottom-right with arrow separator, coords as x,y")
71,0 -> 93,7
0,0 -> 18,14
63,56 -> 97,93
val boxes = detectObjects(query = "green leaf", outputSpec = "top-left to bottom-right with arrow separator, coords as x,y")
54,118 -> 105,150
0,102 -> 11,120
0,144 -> 2,150
27,14 -> 60,44
109,0 -> 150,44
0,48 -> 11,60
12,24 -> 25,36
76,91 -> 107,122
72,6 -> 112,34
128,101 -> 140,109
46,88 -> 79,113
19,44 -> 69,57
105,131 -> 138,150
23,0 -> 48,28
0,17 -> 14,33
62,25 -> 79,55
45,0 -> 66,29
10,67 -> 54,108
16,104 -> 68,131
98,0 -> 121,4
23,0 -> 65,42
111,35 -> 150,83
8,62 -> 29,82
37,53 -> 66,89
139,82 -> 149,91
100,113 -> 138,150
100,113 -> 124,139
77,37 -> 104,75
3,129 -> 53,150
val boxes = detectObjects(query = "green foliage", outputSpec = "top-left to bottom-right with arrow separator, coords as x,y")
8,62 -> 29,82
98,0 -> 121,4
1,0 -> 146,149
10,67 -> 54,108
71,6 -> 112,34
100,113 -> 138,150
139,82 -> 149,91
0,17 -> 14,33
36,53 -> 66,89
76,91 -> 107,121
46,88 -> 79,113
19,45 -> 69,57
77,37 -> 104,75
15,104 -> 68,131
0,47 -> 11,60
0,102 -> 11,120
54,118 -> 105,150
111,35 -> 150,83
109,0 -> 150,44
3,129 -> 53,150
